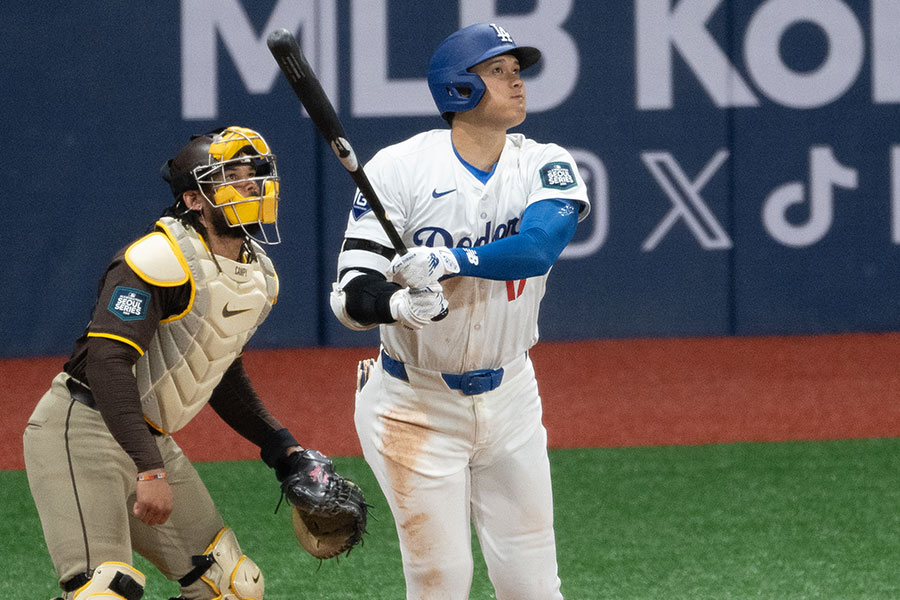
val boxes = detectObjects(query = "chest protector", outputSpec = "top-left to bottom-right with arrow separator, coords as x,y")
135,217 -> 277,433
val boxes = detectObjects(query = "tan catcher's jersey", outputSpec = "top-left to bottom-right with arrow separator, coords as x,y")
341,129 -> 590,374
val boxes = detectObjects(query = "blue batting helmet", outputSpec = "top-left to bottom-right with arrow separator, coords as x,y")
427,23 -> 541,119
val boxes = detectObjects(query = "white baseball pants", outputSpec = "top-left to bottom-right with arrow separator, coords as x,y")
355,352 -> 564,600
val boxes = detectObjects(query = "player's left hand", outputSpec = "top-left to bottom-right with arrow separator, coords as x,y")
390,246 -> 460,289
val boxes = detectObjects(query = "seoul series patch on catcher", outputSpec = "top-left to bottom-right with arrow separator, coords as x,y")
107,286 -> 151,321
539,161 -> 578,190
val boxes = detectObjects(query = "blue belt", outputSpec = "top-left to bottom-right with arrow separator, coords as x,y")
380,349 -> 504,396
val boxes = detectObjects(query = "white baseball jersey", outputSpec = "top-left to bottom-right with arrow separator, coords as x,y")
340,129 -> 590,374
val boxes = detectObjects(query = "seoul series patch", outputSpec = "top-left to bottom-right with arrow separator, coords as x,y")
351,190 -> 372,221
539,162 -> 577,190
108,286 -> 150,321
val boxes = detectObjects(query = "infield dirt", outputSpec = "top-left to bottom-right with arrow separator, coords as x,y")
3,333 -> 899,470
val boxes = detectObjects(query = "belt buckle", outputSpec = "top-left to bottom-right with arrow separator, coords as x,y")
459,369 -> 502,395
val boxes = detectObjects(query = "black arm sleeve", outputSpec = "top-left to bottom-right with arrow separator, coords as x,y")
343,271 -> 402,325
85,337 -> 164,472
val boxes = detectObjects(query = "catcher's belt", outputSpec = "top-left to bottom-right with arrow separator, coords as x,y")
66,376 -> 96,409
62,374 -> 163,437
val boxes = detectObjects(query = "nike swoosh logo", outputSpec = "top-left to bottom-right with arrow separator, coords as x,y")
432,188 -> 456,198
222,303 -> 253,318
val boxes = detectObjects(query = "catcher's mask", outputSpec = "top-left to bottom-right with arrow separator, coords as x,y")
162,126 -> 281,245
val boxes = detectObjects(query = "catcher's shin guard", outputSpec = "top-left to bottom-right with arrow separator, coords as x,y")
71,562 -> 145,599
183,526 -> 264,599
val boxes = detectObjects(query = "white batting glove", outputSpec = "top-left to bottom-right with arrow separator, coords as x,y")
390,246 -> 460,289
389,285 -> 449,330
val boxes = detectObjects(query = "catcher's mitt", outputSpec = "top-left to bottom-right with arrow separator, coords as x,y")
279,449 -> 368,559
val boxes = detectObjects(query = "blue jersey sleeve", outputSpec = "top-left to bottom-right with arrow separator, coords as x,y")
449,199 -> 578,280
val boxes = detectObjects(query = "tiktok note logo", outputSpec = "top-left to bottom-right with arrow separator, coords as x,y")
762,146 -> 858,247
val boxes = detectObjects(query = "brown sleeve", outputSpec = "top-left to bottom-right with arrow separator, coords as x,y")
75,246 -> 189,472
65,249 -> 190,380
85,336 -> 164,472
87,253 -> 190,354
207,356 -> 286,448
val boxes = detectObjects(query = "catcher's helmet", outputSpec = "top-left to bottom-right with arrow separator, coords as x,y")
161,126 -> 281,244
427,23 -> 541,120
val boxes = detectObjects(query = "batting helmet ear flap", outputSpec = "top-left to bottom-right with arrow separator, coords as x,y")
428,70 -> 488,117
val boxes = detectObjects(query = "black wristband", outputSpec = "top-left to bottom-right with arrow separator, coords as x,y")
260,428 -> 299,469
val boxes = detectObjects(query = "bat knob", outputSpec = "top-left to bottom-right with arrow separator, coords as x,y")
432,307 -> 449,322
266,28 -> 293,49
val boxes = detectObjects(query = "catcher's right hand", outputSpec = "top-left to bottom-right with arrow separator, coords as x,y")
278,449 -> 368,559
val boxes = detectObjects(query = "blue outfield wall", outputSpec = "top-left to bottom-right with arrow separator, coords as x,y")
4,0 -> 899,358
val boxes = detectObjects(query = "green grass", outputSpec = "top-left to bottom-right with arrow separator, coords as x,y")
8,438 -> 900,599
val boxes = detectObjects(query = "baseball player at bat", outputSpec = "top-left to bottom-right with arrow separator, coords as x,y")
330,23 -> 590,599
23,127 -> 365,600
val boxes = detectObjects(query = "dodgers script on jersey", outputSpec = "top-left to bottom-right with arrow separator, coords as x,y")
341,129 -> 590,374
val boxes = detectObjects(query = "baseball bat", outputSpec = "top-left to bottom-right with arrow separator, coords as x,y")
268,28 -> 448,321
266,28 -> 407,255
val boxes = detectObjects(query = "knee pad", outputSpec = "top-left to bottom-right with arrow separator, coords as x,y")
71,562 -> 145,599
189,526 -> 264,600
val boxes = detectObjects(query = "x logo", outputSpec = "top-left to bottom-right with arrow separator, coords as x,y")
642,150 -> 731,251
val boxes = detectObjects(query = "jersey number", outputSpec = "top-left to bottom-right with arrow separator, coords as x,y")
506,279 -> 526,301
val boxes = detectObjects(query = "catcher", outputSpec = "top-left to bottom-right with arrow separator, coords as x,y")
23,127 -> 365,600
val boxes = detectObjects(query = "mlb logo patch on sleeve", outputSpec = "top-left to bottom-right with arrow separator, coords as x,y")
539,162 -> 577,190
351,190 -> 372,221
108,286 -> 151,321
